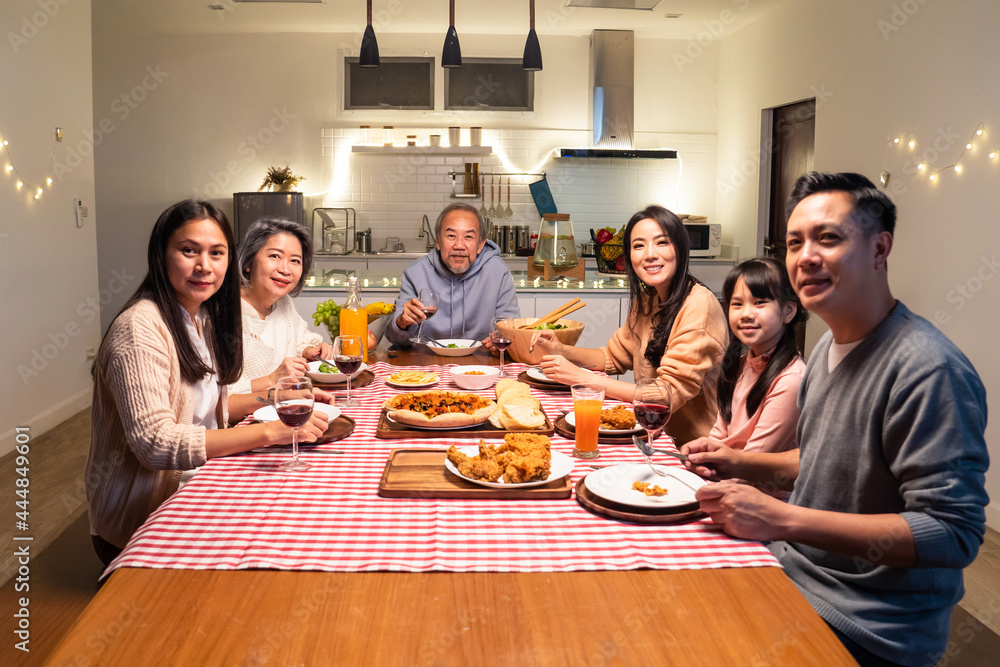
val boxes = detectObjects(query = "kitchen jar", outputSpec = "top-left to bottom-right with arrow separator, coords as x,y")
448,127 -> 461,147
469,127 -> 482,146
382,126 -> 394,146
533,213 -> 578,267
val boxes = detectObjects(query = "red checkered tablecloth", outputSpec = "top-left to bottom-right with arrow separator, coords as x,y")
105,362 -> 780,576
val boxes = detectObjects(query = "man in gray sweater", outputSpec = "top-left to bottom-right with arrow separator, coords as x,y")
682,172 -> 989,667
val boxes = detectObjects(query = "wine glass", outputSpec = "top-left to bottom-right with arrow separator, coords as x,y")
490,317 -> 513,378
633,379 -> 673,473
410,289 -> 440,344
275,376 -> 314,472
333,335 -> 363,407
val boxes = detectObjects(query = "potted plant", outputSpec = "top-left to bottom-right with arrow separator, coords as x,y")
259,165 -> 306,192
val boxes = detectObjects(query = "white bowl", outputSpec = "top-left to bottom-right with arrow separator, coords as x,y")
306,360 -> 367,384
253,402 -> 341,423
428,339 -> 482,357
450,365 -> 501,390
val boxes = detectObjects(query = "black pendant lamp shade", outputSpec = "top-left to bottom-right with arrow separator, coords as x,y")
523,0 -> 542,71
360,0 -> 380,67
442,0 -> 462,68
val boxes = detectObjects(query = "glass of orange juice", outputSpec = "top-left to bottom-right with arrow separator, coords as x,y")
571,384 -> 604,459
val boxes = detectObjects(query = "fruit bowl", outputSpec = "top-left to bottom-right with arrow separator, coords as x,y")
495,318 -> 584,365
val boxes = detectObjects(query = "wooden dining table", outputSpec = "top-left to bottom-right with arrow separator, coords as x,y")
43,342 -> 856,666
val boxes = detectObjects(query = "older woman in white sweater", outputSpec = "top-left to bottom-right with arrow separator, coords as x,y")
231,217 -> 333,394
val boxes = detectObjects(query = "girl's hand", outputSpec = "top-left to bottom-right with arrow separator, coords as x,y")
312,388 -> 335,404
270,357 -> 310,384
681,438 -> 742,481
529,330 -> 562,355
538,355 -> 593,385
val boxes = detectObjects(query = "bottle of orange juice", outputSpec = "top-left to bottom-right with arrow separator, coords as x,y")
339,276 -> 369,362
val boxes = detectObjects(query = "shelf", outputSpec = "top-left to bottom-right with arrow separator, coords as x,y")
351,145 -> 492,155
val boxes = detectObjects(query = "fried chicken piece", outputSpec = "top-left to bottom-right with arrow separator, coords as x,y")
632,481 -> 668,496
601,405 -> 637,430
447,445 -> 502,482
497,433 -> 551,483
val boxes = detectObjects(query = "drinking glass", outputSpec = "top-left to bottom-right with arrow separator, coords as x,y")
633,379 -> 672,443
571,384 -> 605,459
333,335 -> 363,407
489,317 -> 513,378
275,376 -> 314,472
410,289 -> 440,344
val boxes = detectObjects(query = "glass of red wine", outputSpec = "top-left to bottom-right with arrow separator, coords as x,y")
633,378 -> 672,444
410,288 -> 440,344
275,376 -> 314,472
490,317 -> 513,377
333,335 -> 363,407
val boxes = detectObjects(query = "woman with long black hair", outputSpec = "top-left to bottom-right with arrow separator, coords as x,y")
86,200 -> 330,564
534,205 -> 727,443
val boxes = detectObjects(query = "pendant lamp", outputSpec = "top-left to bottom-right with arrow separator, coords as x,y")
522,0 -> 543,71
360,0 -> 380,68
441,0 -> 462,68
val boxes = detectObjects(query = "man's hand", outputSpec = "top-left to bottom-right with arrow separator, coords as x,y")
681,438 -> 744,481
695,481 -> 790,542
538,354 -> 594,385
395,297 -> 426,329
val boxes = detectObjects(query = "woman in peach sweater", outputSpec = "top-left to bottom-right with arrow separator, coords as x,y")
534,205 -> 727,444
86,200 -> 331,564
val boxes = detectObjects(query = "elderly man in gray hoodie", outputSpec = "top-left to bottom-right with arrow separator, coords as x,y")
386,203 -> 520,346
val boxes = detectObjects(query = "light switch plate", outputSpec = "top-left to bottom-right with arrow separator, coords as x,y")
74,198 -> 84,227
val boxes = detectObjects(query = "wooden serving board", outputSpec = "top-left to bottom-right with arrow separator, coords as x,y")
574,477 -> 703,524
516,370 -> 572,392
316,415 -> 356,444
378,448 -> 573,499
553,415 -> 648,445
375,407 -> 555,440
313,369 -> 375,390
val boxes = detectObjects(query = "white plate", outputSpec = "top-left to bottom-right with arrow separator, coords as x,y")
526,367 -> 561,384
444,445 -> 574,488
565,410 -> 643,434
385,374 -> 439,389
384,413 -> 490,431
306,361 -> 367,384
584,464 -> 705,509
428,339 -> 482,357
253,402 -> 341,423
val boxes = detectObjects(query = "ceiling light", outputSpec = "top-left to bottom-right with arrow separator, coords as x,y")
441,0 -> 461,68
523,0 -> 542,71
360,0 -> 380,68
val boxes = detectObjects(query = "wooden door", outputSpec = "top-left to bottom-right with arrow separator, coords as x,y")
765,100 -> 815,263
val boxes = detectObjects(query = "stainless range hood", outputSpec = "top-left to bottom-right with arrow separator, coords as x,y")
556,30 -> 677,160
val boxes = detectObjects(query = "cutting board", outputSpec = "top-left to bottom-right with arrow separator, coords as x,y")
378,448 -> 573,499
375,407 -> 555,440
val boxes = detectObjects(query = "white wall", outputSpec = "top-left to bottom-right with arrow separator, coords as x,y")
90,27 -> 719,329
716,0 -> 1000,527
0,0 -> 98,457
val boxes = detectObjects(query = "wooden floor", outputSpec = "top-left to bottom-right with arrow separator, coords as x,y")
2,408 -> 999,666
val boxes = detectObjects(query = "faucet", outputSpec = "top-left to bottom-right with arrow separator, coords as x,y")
418,214 -> 434,250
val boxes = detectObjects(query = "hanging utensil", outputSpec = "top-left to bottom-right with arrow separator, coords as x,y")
478,174 -> 488,218
488,175 -> 496,218
503,175 -> 514,218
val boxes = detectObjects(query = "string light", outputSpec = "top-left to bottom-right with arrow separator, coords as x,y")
1,129 -> 60,201
881,121 -> 999,188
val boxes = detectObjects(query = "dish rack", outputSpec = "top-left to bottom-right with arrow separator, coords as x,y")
312,207 -> 356,255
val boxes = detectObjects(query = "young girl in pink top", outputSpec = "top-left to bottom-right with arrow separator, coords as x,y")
710,257 -> 807,453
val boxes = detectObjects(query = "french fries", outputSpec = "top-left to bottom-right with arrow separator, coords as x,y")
388,370 -> 439,385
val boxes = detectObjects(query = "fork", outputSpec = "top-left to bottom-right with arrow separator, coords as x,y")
632,434 -> 687,463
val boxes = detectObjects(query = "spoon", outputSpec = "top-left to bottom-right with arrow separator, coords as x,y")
503,175 -> 514,218
478,174 -> 488,218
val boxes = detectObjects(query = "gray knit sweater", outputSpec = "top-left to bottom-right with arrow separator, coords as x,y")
769,302 -> 989,666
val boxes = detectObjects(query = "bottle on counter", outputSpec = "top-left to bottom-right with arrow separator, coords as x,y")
339,276 -> 369,362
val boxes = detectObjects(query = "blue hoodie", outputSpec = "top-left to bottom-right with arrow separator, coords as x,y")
386,239 -> 520,345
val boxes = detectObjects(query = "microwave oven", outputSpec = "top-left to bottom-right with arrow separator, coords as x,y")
683,222 -> 722,257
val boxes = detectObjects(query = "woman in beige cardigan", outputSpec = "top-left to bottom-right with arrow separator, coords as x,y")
87,200 -> 331,564
534,205 -> 727,443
